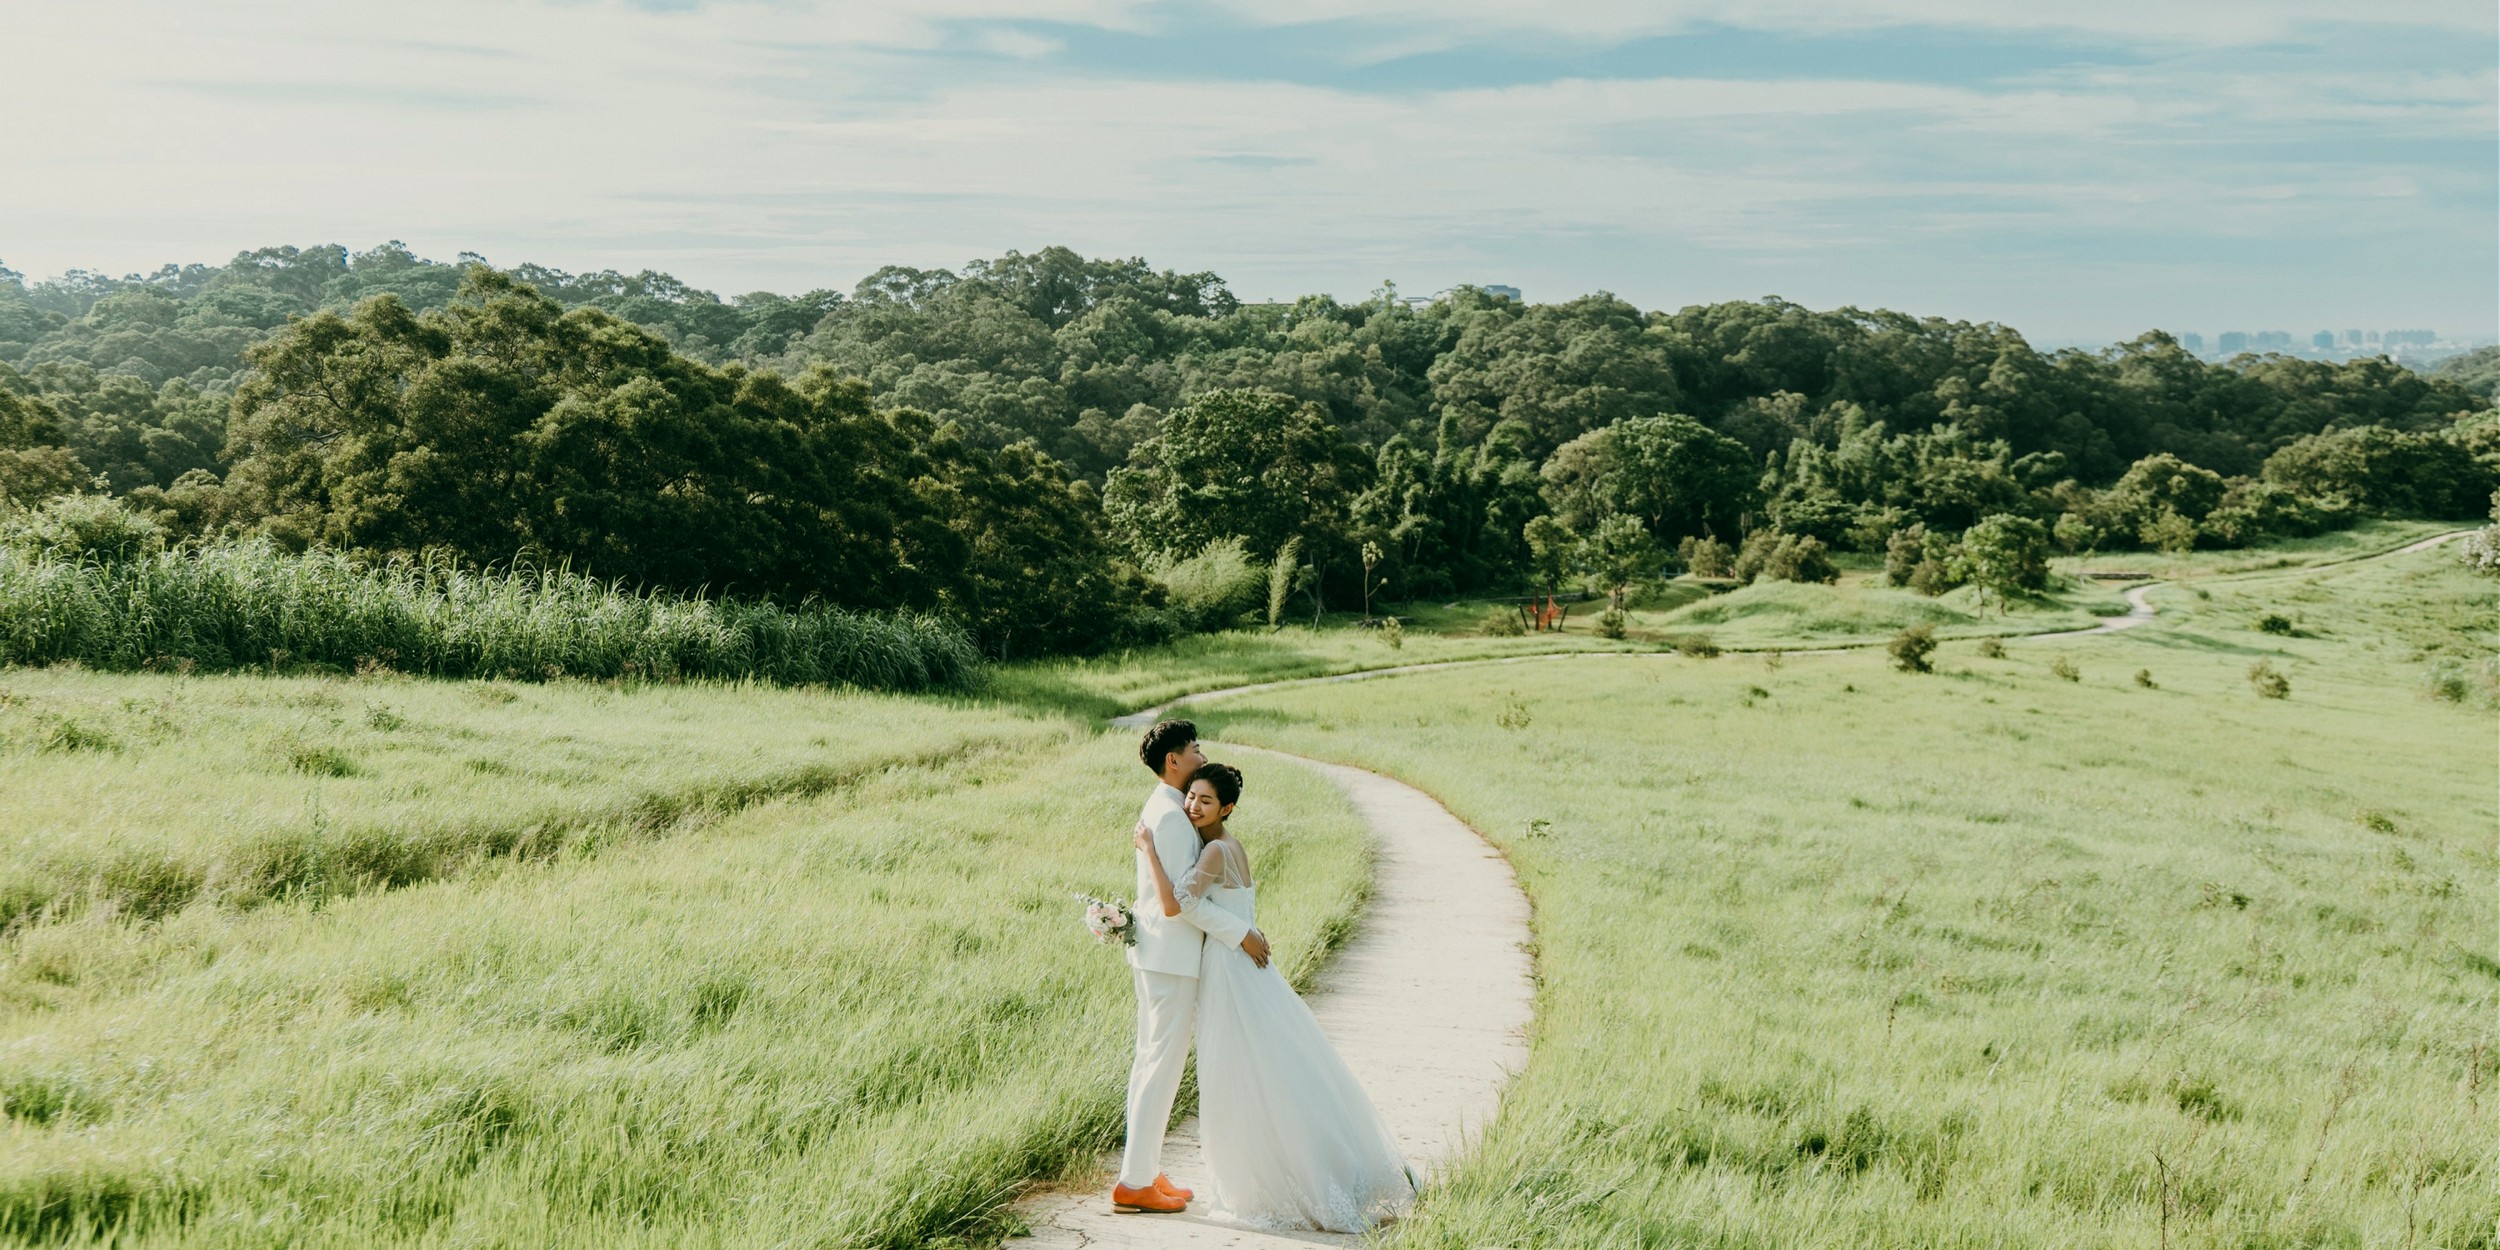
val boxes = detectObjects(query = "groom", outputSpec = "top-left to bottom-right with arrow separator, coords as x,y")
1114,718 -> 1272,1214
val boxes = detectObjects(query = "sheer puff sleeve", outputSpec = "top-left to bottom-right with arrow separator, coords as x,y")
1174,840 -> 1251,949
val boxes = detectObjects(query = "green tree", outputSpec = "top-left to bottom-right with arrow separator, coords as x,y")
1582,513 -> 1659,610
2106,453 -> 2227,534
0,387 -> 88,505
1426,293 -> 1686,457
1958,513 -> 2052,614
2261,425 -> 2491,518
216,270 -> 1119,657
1101,388 -> 1372,606
1523,514 -> 1578,598
1541,414 -> 1756,542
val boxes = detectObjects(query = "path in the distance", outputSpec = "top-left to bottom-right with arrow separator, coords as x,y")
1115,529 -> 2477,721
1008,744 -> 1534,1249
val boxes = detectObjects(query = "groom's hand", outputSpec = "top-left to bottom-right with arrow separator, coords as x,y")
1241,929 -> 1271,968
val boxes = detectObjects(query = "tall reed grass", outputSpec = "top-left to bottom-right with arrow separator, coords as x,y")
0,541 -> 979,692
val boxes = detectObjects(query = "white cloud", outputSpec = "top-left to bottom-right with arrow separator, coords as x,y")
0,0 -> 2488,338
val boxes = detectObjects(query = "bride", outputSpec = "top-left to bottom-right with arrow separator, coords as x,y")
1132,761 -> 1415,1233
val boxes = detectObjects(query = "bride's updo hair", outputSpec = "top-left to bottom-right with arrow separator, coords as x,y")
1187,761 -> 1243,808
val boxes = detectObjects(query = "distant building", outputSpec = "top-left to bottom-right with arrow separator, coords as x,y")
2312,331 -> 2337,350
2218,331 -> 2250,354
2253,331 -> 2293,350
1481,284 -> 1522,302
2178,331 -> 2204,353
2384,329 -> 2437,347
2344,329 -> 2365,346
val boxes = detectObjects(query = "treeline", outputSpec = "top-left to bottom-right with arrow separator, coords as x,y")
1,243 -> 2492,660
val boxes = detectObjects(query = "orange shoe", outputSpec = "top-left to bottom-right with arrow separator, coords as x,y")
1152,1173 -> 1193,1202
1111,1180 -> 1185,1213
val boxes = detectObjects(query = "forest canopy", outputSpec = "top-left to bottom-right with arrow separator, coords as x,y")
1,242 -> 2490,658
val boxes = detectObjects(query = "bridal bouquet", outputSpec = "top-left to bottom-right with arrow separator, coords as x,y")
1076,893 -> 1138,947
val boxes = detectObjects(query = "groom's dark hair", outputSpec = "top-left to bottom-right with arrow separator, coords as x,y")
1140,718 -> 1197,775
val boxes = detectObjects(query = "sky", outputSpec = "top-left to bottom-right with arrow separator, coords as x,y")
2,0 -> 2493,344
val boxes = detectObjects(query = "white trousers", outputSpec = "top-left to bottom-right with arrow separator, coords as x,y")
1119,967 -> 1198,1188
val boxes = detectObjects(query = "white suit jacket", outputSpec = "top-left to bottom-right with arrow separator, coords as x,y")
1127,781 -> 1252,977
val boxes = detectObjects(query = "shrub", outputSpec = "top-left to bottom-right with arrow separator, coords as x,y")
2458,494 -> 2500,577
1884,523 -> 1927,586
1479,607 -> 1526,636
1678,535 -> 1735,579
0,495 -> 165,564
2248,660 -> 2291,699
2256,612 -> 2294,635
1595,607 -> 1628,639
2134,668 -> 2156,688
2050,656 -> 2080,682
1976,638 -> 2007,659
2140,508 -> 2200,554
1888,624 -> 1936,673
2422,659 -> 2495,705
1733,531 -> 1839,585
287,745 -> 362,778
1146,536 -> 1265,632
1378,616 -> 1404,649
2462,526 -> 2500,576
1674,633 -> 1721,659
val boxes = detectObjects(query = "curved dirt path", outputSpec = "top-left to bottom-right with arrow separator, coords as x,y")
2024,582 -> 2160,641
1025,525 -> 2471,1245
1008,745 -> 1535,1249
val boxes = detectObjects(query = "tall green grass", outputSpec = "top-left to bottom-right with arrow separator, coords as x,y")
0,732 -> 1372,1248
0,671 -> 1065,930
0,541 -> 979,691
1198,545 -> 2495,1249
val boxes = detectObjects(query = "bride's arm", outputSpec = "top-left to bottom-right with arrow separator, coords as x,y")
1131,823 -> 1186,917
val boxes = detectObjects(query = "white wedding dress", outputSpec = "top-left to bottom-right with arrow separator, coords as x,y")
1179,836 -> 1414,1233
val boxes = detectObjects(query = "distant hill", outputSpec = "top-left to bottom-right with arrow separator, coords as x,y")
2430,345 -> 2500,401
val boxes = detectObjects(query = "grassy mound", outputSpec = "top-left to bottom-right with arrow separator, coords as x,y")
1650,579 -> 2113,647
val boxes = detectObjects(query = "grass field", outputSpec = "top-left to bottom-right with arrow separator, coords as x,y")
1193,541 -> 2496,1249
981,624 -> 1643,719
0,673 -> 1066,928
0,524 -> 2487,1248
0,683 -> 1372,1246
2050,518 -> 2460,580
1647,577 -> 2124,650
